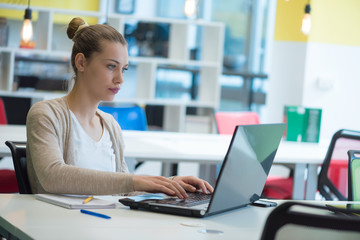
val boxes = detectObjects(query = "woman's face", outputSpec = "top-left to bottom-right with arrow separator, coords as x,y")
80,40 -> 129,102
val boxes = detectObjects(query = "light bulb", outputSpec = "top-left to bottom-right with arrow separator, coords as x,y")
301,4 -> 311,35
20,8 -> 35,48
301,14 -> 311,35
184,0 -> 197,18
21,19 -> 33,43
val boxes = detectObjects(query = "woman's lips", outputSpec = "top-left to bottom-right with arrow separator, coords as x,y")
109,88 -> 120,94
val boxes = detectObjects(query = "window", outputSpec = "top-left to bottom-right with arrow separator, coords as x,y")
156,0 -> 275,112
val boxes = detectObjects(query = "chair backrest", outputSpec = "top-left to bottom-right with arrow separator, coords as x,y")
215,111 -> 260,135
98,105 -> 147,131
348,150 -> 360,201
318,129 -> 360,200
5,141 -> 32,194
260,202 -> 360,240
0,98 -> 7,124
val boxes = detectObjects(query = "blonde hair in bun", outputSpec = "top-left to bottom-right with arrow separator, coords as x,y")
67,17 -> 88,41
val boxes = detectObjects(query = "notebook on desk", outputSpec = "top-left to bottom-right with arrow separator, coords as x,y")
119,123 -> 286,217
36,194 -> 116,209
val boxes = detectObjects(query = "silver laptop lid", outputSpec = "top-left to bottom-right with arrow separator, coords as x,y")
207,123 -> 285,215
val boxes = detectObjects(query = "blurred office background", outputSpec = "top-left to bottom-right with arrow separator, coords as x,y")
1,0 -> 360,140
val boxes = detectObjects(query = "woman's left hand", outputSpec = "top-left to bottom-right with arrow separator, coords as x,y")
171,176 -> 214,194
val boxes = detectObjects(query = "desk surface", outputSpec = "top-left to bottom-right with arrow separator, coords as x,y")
2,194 -> 358,240
0,194 -> 275,240
0,125 -> 328,165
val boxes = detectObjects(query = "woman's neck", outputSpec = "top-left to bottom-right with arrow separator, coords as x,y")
66,84 -> 99,124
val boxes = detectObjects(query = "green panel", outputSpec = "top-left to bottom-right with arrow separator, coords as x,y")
302,108 -> 322,143
284,106 -> 322,143
284,106 -> 306,141
351,159 -> 360,201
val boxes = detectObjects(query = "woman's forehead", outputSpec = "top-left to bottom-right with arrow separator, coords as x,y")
96,41 -> 128,61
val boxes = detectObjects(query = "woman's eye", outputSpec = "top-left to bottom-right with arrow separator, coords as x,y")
108,65 -> 116,70
122,67 -> 128,73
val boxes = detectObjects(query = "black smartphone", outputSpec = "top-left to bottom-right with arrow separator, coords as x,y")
326,204 -> 360,216
251,200 -> 277,207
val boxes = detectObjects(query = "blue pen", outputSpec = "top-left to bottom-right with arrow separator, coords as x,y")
80,209 -> 111,219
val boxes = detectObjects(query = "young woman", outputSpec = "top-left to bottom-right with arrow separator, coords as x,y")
26,17 -> 213,199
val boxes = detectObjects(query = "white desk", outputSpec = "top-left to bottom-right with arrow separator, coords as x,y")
0,125 -> 328,200
0,194 -> 276,240
2,195 -> 358,240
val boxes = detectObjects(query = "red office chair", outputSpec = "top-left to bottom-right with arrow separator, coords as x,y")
0,98 -> 7,124
0,169 -> 19,193
262,175 -> 293,199
215,111 -> 260,134
215,111 -> 293,199
0,99 -> 17,193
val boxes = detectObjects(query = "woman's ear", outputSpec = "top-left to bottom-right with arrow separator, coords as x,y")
74,53 -> 86,72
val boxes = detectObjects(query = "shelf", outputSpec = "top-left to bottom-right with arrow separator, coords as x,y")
129,56 -> 219,67
0,3 -> 224,132
0,3 -> 223,27
0,89 -> 216,110
0,90 -> 65,100
0,47 -> 70,58
108,98 -> 216,108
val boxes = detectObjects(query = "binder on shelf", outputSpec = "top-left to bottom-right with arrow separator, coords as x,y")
284,106 -> 322,143
302,108 -> 322,143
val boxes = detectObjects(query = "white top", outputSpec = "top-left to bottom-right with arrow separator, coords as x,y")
70,111 -> 116,172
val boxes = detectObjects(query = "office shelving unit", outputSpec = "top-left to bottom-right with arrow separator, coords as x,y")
0,3 -> 224,131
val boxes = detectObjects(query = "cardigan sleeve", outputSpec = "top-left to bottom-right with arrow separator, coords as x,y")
26,100 -> 134,195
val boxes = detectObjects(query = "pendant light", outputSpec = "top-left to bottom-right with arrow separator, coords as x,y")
20,0 -> 35,48
184,0 -> 199,19
301,2 -> 311,35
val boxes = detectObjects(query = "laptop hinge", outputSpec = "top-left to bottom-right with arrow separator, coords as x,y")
250,193 -> 260,202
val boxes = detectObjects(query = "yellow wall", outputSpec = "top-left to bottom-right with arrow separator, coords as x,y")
0,0 -> 100,24
274,0 -> 308,42
310,0 -> 360,46
274,0 -> 360,46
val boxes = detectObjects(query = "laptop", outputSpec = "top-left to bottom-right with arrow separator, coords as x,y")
119,123 -> 286,218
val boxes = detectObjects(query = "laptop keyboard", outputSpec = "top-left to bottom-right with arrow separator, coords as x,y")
154,192 -> 211,207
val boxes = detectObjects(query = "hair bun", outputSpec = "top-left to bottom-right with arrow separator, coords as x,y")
67,17 -> 88,41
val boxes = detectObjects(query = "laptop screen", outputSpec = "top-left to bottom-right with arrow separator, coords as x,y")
208,124 -> 285,215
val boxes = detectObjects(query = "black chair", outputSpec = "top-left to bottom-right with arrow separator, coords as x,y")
260,202 -> 360,240
318,129 -> 360,200
5,141 -> 32,194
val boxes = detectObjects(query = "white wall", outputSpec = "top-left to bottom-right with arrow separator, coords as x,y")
263,41 -> 307,123
264,40 -> 360,140
303,42 -> 360,139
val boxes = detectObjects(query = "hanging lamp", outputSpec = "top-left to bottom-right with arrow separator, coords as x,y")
301,2 -> 311,35
20,0 -> 35,48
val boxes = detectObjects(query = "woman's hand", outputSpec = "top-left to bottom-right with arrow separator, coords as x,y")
171,176 -> 214,194
133,175 -> 188,199
132,175 -> 213,199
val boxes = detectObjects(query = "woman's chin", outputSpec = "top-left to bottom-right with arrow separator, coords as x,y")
103,96 -> 115,102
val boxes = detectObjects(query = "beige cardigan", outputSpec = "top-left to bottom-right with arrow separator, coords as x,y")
26,97 -> 134,195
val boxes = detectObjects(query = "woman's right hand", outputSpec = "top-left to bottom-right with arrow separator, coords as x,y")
132,175 -> 188,199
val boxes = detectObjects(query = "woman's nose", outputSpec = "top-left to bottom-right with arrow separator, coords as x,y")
114,70 -> 124,84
